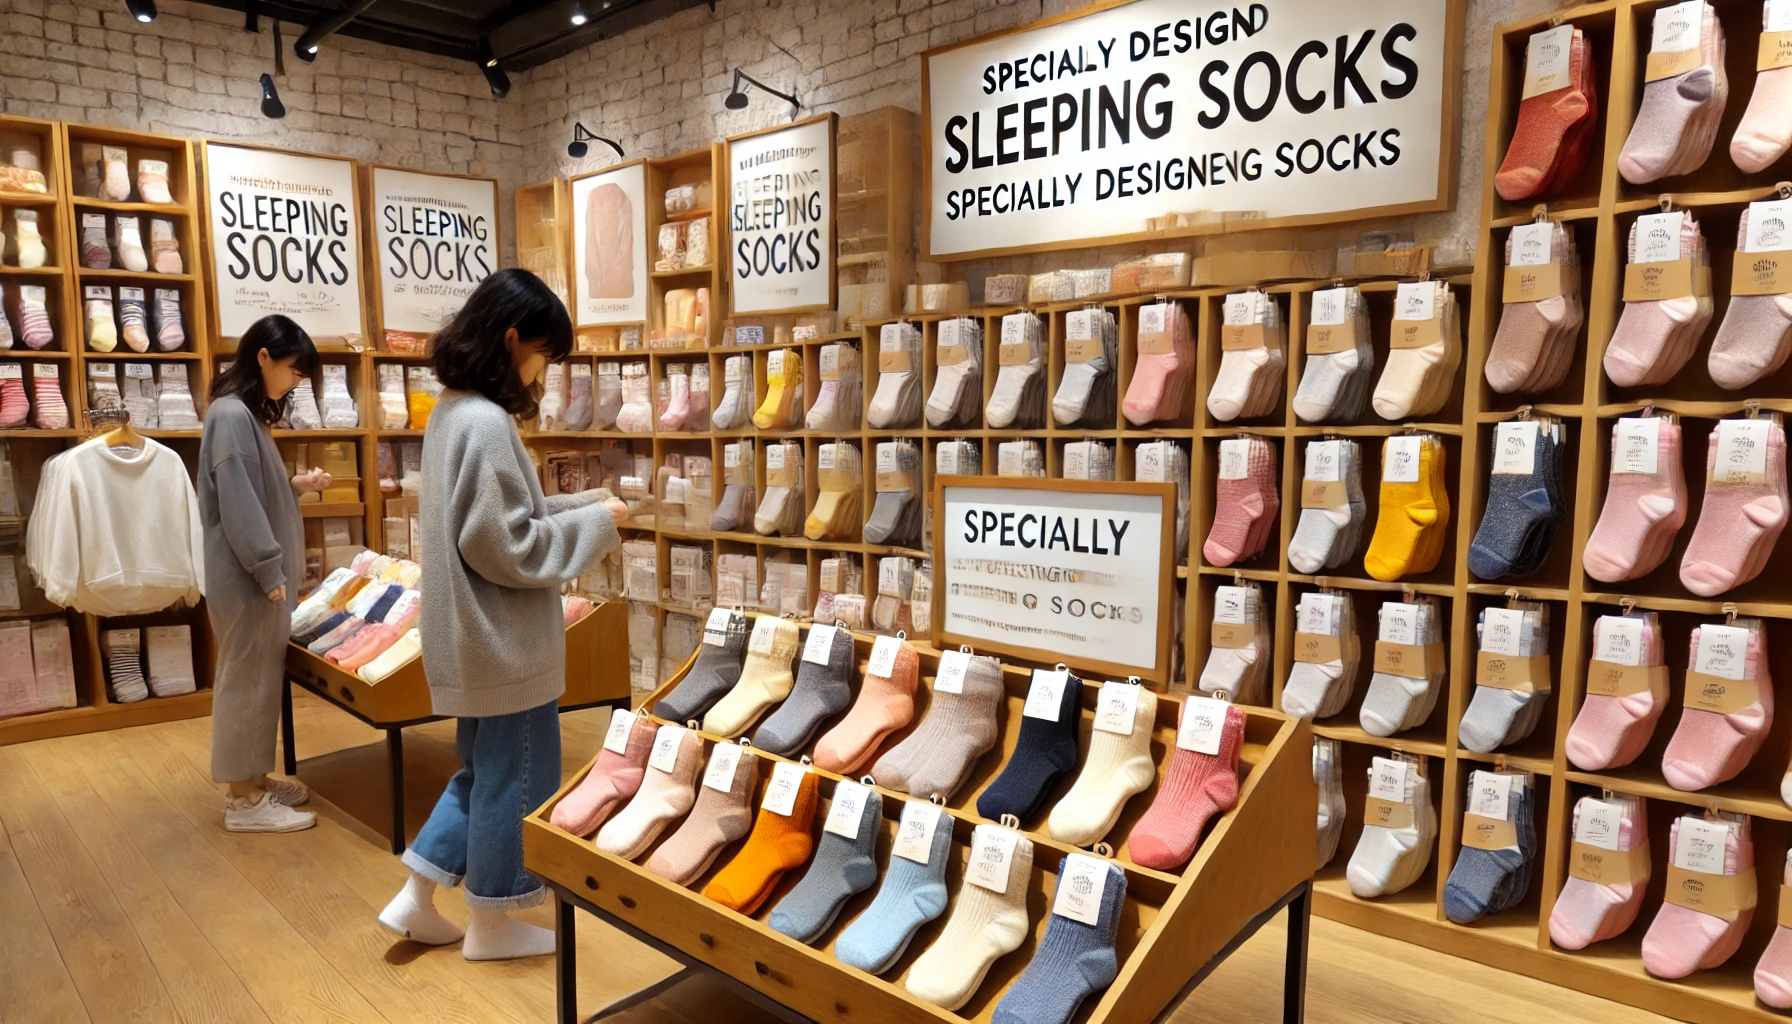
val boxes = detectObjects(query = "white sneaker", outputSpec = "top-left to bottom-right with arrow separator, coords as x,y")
225,792 -> 316,833
263,776 -> 310,806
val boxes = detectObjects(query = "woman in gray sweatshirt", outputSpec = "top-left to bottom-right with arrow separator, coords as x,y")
379,269 -> 625,960
200,314 -> 325,833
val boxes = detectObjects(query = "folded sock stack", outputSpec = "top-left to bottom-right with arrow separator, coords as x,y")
988,312 -> 1046,429
31,364 -> 66,431
925,317 -> 983,428
103,627 -> 146,703
1443,770 -> 1536,924
1605,211 -> 1713,388
144,624 -> 195,697
1198,583 -> 1270,703
863,439 -> 922,547
1346,754 -> 1436,898
1314,738 -> 1346,870
1293,286 -> 1373,423
1054,307 -> 1118,427
1550,794 -> 1650,949
1364,433 -> 1451,581
1133,440 -> 1190,561
1201,435 -> 1278,567
1619,2 -> 1728,184
156,364 -> 198,429
1585,416 -> 1687,583
803,441 -> 862,541
1281,590 -> 1361,720
1642,814 -> 1755,979
1468,418 -> 1567,579
617,361 -> 653,434
806,343 -> 862,431
754,441 -> 806,538
1206,292 -> 1284,423
995,439 -> 1044,477
285,378 -> 322,430
1459,601 -> 1553,753
1360,596 -> 1446,737
1662,618 -> 1773,791
1060,439 -> 1113,482
1495,24 -> 1599,201
1288,438 -> 1366,574
1488,221 -> 1584,395
1372,281 -> 1460,421
1679,418 -> 1788,596
1711,201 -> 1792,389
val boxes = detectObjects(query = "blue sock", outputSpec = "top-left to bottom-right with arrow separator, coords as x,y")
1442,783 -> 1532,923
767,788 -> 881,944
976,671 -> 1083,824
990,857 -> 1124,1024
834,807 -> 954,973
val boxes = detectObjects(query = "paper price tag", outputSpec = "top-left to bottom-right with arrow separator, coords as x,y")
1594,616 -> 1645,666
83,213 -> 105,232
1468,770 -> 1514,820
793,325 -> 818,342
1636,212 -> 1683,264
1093,680 -> 1140,735
1674,818 -> 1730,874
1305,440 -> 1343,482
1066,310 -> 1095,341
1773,0 -> 1792,32
0,365 -> 22,381
1614,418 -> 1661,475
1217,438 -> 1250,480
571,363 -> 591,381
1023,668 -> 1069,721
802,623 -> 837,665
1493,420 -> 1538,475
734,325 -> 764,346
1136,442 -> 1166,483
84,284 -> 112,301
1394,282 -> 1436,322
1523,24 -> 1576,98
1381,602 -> 1420,646
819,345 -> 840,380
1000,314 -> 1027,345
1140,303 -> 1168,334
1177,695 -> 1228,755
762,761 -> 806,816
1052,853 -> 1110,926
702,608 -> 733,647
723,357 -> 743,382
649,725 -> 685,774
702,742 -> 744,793
824,780 -> 871,839
723,444 -> 741,469
1482,607 -> 1528,657
31,363 -> 57,379
766,349 -> 787,377
1652,0 -> 1702,54
603,708 -> 638,754
1508,222 -> 1556,269
1714,419 -> 1770,484
1696,624 -> 1751,681
892,801 -> 942,864
965,826 -> 1019,894
818,443 -> 838,472
934,649 -> 970,693
1746,200 -> 1792,253
765,444 -> 786,471
1369,756 -> 1409,801
1214,586 -> 1251,625
1299,594 -> 1334,636
867,635 -> 902,678
748,616 -> 781,657
118,286 -> 146,303
90,362 -> 116,380
1311,288 -> 1349,327
1384,435 -> 1422,483
1223,293 -> 1255,327
1577,798 -> 1625,851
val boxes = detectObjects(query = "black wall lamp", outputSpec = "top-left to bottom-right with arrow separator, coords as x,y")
474,37 -> 510,98
124,0 -> 156,23
260,74 -> 286,118
723,68 -> 797,113
567,123 -> 623,160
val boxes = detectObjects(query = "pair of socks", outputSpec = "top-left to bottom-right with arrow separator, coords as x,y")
647,743 -> 759,886
1443,774 -> 1535,923
752,624 -> 857,756
862,439 -> 922,547
1281,591 -> 1361,720
596,726 -> 703,861
869,324 -> 923,428
8,210 -> 46,269
1206,292 -> 1284,423
803,442 -> 862,541
1459,602 -> 1554,753
80,215 -> 110,269
1371,282 -> 1461,420
834,801 -> 956,972
708,356 -> 750,430
1549,794 -> 1650,949
978,669 -> 1084,825
17,286 -> 51,349
871,653 -> 1003,800
1129,700 -> 1243,870
1126,301 -> 1198,425
1585,417 -> 1687,583
1711,205 -> 1792,389
813,638 -> 919,776
1200,435 -> 1279,567
1661,619 -> 1773,791
1604,213 -> 1713,387
150,219 -> 181,275
548,713 -> 659,836
117,289 -> 149,352
754,442 -> 806,537
926,318 -> 984,428
702,617 -> 800,737
1641,816 -> 1754,978
1734,0 -> 1792,171
1313,740 -> 1345,870
751,349 -> 803,429
103,628 -> 147,703
657,365 -> 692,431
1052,308 -> 1117,427
703,767 -> 820,915
987,313 -> 1046,429
1363,433 -> 1451,581
767,784 -> 883,944
1198,584 -> 1271,704
989,857 -> 1124,1024
1495,26 -> 1599,201
1679,420 -> 1789,596
805,343 -> 861,431
136,159 -> 173,204
1292,287 -> 1373,423
1566,611 -> 1670,771
1487,222 -> 1584,394
1047,684 -> 1157,846
1360,596 -> 1447,737
1619,3 -> 1728,184
906,827 -> 1035,1010
591,365 -> 622,428
1346,762 -> 1436,898
1288,438 -> 1366,574
1468,420 -> 1567,579
0,370 -> 26,429
1756,851 -> 1792,1006
1134,440 -> 1190,561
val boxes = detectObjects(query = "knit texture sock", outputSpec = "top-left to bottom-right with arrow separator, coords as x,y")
1364,439 -> 1446,582
1680,425 -> 1788,596
703,617 -> 800,737
978,671 -> 1083,824
1641,819 -> 1750,978
1129,702 -> 1243,870
1756,852 -> 1792,1007
752,626 -> 857,756
548,714 -> 660,836
1443,785 -> 1531,923
1549,801 -> 1644,949
1619,68 -> 1716,184
1347,772 -> 1433,897
647,746 -> 759,886
813,642 -> 919,776
1468,428 -> 1563,579
834,805 -> 955,973
1733,63 -> 1792,172
704,769 -> 820,915
990,858 -> 1124,1024
906,831 -> 1034,1011
595,728 -> 704,861
766,786 -> 882,944
1585,421 -> 1684,582
1661,625 -> 1772,791
653,614 -> 748,722
871,655 -> 1003,799
1047,687 -> 1157,847
1495,39 -> 1593,200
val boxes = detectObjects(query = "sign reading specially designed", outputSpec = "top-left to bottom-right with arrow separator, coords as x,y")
369,167 -> 498,349
726,114 -> 836,314
923,0 -> 1461,258
936,478 -> 1173,679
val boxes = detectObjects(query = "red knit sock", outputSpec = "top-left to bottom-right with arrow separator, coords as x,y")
1128,702 -> 1244,870
1495,29 -> 1592,201
548,713 -> 659,836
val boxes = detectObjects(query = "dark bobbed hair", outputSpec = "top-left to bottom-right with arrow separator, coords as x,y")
430,268 -> 573,420
208,314 -> 321,424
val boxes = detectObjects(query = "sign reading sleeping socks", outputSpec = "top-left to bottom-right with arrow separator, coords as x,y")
936,478 -> 1174,680
369,167 -> 498,352
726,114 -> 836,315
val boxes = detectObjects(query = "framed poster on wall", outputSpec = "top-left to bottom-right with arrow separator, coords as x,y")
367,165 -> 499,353
725,113 -> 836,315
932,475 -> 1177,682
569,160 -> 649,327
921,0 -> 1465,259
201,141 -> 366,346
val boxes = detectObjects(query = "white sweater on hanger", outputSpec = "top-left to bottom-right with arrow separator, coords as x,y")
27,437 -> 205,616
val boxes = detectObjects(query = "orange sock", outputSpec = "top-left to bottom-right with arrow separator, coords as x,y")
703,768 -> 820,914
812,640 -> 919,775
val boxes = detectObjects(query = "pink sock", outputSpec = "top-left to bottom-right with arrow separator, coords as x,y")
1756,853 -> 1792,1008
1585,420 -> 1684,583
1680,424 -> 1788,596
1202,439 -> 1273,566
1550,803 -> 1643,949
1566,615 -> 1666,771
1732,60 -> 1792,172
1661,624 -> 1772,791
1642,818 -> 1750,979
548,714 -> 659,836
1129,702 -> 1243,870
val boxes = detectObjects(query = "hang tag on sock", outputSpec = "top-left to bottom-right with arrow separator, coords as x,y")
649,725 -> 686,773
1577,799 -> 1625,851
1217,438 -> 1250,480
1024,668 -> 1070,720
1615,418 -> 1662,474
703,607 -> 735,647
892,800 -> 943,863
1176,695 -> 1230,754
762,760 -> 807,816
965,825 -> 1020,894
824,780 -> 872,839
748,616 -> 781,656
1385,436 -> 1422,483
1647,1 -> 1703,80
1674,817 -> 1730,874
1493,420 -> 1539,474
703,742 -> 744,793
934,650 -> 970,693
1523,24 -> 1576,97
801,623 -> 837,665
1053,853 -> 1111,925
1714,419 -> 1771,484
867,635 -> 902,677
1094,680 -> 1141,735
1467,770 -> 1515,820
603,709 -> 639,754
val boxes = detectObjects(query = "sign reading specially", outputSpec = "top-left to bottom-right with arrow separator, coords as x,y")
922,0 -> 1461,258
726,115 -> 836,314
936,478 -> 1173,679
369,167 -> 498,349
203,143 -> 364,342
571,161 -> 649,327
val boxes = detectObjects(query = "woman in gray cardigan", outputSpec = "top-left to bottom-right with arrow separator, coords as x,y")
200,314 -> 326,833
379,269 -> 625,960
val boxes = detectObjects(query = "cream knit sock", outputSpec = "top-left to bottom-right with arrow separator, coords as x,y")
905,828 -> 1035,1011
1046,684 -> 1157,846
595,726 -> 704,861
702,617 -> 800,736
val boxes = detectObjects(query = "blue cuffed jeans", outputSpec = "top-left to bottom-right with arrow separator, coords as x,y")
401,699 -> 561,911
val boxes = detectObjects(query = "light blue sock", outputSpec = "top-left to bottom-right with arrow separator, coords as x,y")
833,808 -> 954,973
990,857 -> 1125,1024
767,789 -> 882,944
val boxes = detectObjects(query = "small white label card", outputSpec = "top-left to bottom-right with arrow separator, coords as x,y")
748,615 -> 781,656
1595,616 -> 1646,666
1299,593 -> 1335,636
965,825 -> 1020,894
723,443 -> 742,468
1093,680 -> 1140,735
892,800 -> 943,864
824,780 -> 872,839
1052,853 -> 1111,925
867,635 -> 903,678
1576,798 -> 1625,851
1481,607 -> 1528,657
762,760 -> 807,817
1381,602 -> 1421,646
1772,0 -> 1792,32
1177,695 -> 1229,755
1745,199 -> 1792,252
1140,303 -> 1169,335
1652,0 -> 1702,54
1394,281 -> 1436,321
934,649 -> 970,694
1217,438 -> 1250,480
1223,293 -> 1255,327
1635,211 -> 1683,264
1311,287 -> 1349,326
1673,817 -> 1730,874
1614,417 -> 1661,475
1136,441 -> 1166,483
1493,420 -> 1539,475
1468,770 -> 1514,820
603,708 -> 638,754
702,741 -> 744,793
1369,756 -> 1410,801
1508,221 -> 1556,266
1000,313 -> 1027,345
1024,668 -> 1070,721
1523,24 -> 1576,98
1384,435 -> 1422,483
1214,585 -> 1251,625
703,607 -> 734,647
1696,623 -> 1751,680
1305,440 -> 1343,482
649,725 -> 685,774
1714,419 -> 1770,484
1066,309 -> 1095,341
802,623 -> 838,665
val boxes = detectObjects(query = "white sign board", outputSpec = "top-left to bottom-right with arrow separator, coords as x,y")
923,0 -> 1460,258
203,143 -> 364,342
726,114 -> 836,314
937,479 -> 1173,679
369,167 -> 498,345
571,161 -> 649,326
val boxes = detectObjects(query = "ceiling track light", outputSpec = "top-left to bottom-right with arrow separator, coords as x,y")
567,123 -> 623,160
260,73 -> 286,119
723,68 -> 798,114
124,0 -> 156,22
570,1 -> 588,26
294,0 -> 381,62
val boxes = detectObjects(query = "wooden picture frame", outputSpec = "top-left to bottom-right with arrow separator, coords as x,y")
567,157 -> 651,329
723,112 -> 838,317
361,163 -> 501,354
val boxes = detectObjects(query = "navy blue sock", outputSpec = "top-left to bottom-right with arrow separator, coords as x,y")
976,672 -> 1082,824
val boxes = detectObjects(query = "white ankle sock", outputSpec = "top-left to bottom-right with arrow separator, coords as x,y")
462,908 -> 555,961
378,873 -> 465,946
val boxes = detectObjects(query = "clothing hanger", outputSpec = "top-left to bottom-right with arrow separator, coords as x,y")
88,400 -> 146,452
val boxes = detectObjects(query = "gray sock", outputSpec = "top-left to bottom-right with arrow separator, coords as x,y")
711,483 -> 750,532
652,614 -> 748,722
767,787 -> 883,944
870,655 -> 1003,799
862,488 -> 911,545
753,626 -> 857,755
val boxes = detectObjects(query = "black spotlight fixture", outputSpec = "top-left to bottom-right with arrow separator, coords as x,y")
124,0 -> 156,22
723,68 -> 798,113
259,73 -> 286,118
294,0 -> 379,62
474,37 -> 509,98
567,123 -> 623,160
570,1 -> 588,26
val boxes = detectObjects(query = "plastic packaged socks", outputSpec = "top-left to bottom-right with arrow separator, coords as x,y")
1459,601 -> 1554,754
1679,418 -> 1788,596
1604,211 -> 1713,388
1346,755 -> 1436,898
1205,292 -> 1283,423
1198,583 -> 1271,704
803,441 -> 862,541
926,317 -> 983,428
869,323 -> 923,429
1293,286 -> 1373,423
1641,814 -> 1754,979
1585,416 -> 1687,583
1661,618 -> 1773,791
806,342 -> 862,432
1288,438 -> 1366,574
1567,611 -> 1670,771
1443,771 -> 1536,924
1201,435 -> 1279,568
1360,596 -> 1447,737
1372,281 -> 1461,421
1281,591 -> 1361,720
1550,794 -> 1650,949
988,312 -> 1046,429
1052,307 -> 1117,427
1711,203 -> 1792,389
1619,2 -> 1728,185
1468,419 -> 1567,579
1488,221 -> 1584,395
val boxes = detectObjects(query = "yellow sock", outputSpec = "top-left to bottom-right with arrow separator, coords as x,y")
702,616 -> 800,736
753,349 -> 802,429
1364,436 -> 1444,581
804,441 -> 861,540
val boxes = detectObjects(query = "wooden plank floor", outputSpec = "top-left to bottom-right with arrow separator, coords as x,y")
0,693 -> 1680,1024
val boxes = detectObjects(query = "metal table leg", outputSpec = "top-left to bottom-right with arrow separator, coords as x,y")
386,727 -> 405,855
1284,881 -> 1311,1024
280,678 -> 298,777
557,893 -> 578,1024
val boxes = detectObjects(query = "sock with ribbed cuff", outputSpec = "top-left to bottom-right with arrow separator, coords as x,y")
767,783 -> 882,944
978,669 -> 1083,825
834,801 -> 954,973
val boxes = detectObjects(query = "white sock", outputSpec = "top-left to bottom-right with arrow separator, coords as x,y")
1207,347 -> 1269,422
906,829 -> 1034,1011
1046,687 -> 1157,846
1288,506 -> 1352,574
462,908 -> 555,961
378,873 -> 465,946
1282,660 -> 1342,719
1371,341 -> 1446,420
1292,347 -> 1360,422
1346,772 -> 1431,897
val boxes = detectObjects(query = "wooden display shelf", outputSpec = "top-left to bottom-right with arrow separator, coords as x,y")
0,688 -> 212,746
299,502 -> 366,519
526,619 -> 1314,1023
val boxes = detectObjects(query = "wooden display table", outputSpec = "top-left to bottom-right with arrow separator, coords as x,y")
525,626 -> 1316,1024
284,601 -> 630,853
